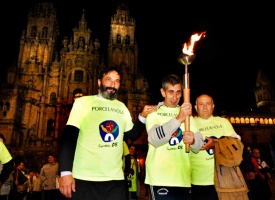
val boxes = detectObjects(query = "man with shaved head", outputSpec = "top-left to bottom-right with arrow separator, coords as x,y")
190,94 -> 241,200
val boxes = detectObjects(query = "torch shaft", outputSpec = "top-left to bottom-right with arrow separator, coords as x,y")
183,63 -> 191,153
183,87 -> 190,153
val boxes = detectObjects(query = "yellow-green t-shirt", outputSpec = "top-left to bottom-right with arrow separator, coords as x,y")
145,106 -> 198,187
128,158 -> 140,192
0,142 -> 12,164
190,116 -> 236,185
66,95 -> 133,181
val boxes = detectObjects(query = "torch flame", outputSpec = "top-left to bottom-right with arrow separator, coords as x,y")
182,31 -> 206,56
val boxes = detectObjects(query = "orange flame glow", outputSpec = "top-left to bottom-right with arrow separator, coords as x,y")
182,31 -> 206,55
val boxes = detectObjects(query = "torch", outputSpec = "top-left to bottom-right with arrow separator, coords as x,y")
178,32 -> 206,153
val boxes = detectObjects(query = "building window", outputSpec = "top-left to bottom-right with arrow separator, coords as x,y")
74,70 -> 84,82
50,92 -> 57,104
42,27 -> 48,38
3,102 -> 10,111
125,35 -> 130,45
117,34 -> 121,44
31,26 -> 37,37
46,119 -> 55,136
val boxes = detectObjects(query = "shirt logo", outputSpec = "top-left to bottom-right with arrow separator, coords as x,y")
169,128 -> 183,146
99,120 -> 119,142
204,136 -> 217,155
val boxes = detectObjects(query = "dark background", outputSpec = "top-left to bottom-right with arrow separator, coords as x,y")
2,1 -> 274,113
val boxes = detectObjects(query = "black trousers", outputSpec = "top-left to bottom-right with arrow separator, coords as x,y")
72,179 -> 127,200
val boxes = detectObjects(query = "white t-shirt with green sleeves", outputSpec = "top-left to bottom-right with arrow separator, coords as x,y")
145,106 -> 198,187
190,116 -> 236,185
66,95 -> 133,181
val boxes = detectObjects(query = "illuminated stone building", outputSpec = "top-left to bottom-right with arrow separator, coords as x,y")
0,1 -> 149,168
224,67 -> 275,147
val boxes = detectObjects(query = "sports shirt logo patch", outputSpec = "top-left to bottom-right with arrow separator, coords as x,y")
169,128 -> 183,146
99,120 -> 119,142
204,136 -> 217,155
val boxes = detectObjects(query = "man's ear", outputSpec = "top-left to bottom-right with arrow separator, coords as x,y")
160,88 -> 165,97
98,79 -> 101,87
194,105 -> 197,111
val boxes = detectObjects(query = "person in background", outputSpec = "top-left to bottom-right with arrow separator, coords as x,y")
0,134 -> 13,200
238,135 -> 255,200
145,74 -> 204,200
40,154 -> 59,200
58,66 -> 156,200
190,94 -> 241,200
26,170 -> 42,200
123,140 -> 131,199
9,156 -> 28,200
127,144 -> 141,200
250,148 -> 272,200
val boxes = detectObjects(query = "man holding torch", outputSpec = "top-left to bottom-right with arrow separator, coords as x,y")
145,74 -> 203,200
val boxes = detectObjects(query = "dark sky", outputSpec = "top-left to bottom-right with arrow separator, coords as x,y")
2,1 -> 274,113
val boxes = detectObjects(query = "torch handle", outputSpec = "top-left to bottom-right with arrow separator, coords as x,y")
183,88 -> 190,153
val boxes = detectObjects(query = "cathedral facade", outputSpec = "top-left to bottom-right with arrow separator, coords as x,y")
0,2 -> 149,167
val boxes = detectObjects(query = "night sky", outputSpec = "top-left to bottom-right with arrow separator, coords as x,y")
2,1 -> 274,113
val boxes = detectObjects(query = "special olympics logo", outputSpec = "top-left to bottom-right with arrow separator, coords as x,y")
169,128 -> 183,146
99,120 -> 119,142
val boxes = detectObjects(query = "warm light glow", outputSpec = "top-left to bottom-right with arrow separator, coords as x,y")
182,32 -> 206,55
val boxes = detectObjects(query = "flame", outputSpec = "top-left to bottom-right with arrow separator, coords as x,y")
182,31 -> 206,55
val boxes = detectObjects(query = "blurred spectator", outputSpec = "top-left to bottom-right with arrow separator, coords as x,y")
9,156 -> 28,200
249,148 -> 272,200
26,170 -> 42,200
127,145 -> 141,200
40,154 -> 59,200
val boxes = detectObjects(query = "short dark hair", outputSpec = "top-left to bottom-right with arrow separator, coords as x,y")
0,133 -> 6,143
48,153 -> 56,158
13,155 -> 24,167
98,66 -> 123,80
161,74 -> 182,90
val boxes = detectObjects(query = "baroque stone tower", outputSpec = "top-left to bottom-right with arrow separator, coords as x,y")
0,1 -> 150,165
108,1 -> 150,122
254,68 -> 275,113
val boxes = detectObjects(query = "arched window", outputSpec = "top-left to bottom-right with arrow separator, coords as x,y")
50,92 -> 57,104
125,35 -> 130,45
117,34 -> 121,44
5,102 -> 10,111
46,119 -> 55,136
31,26 -> 37,37
74,70 -> 84,82
42,27 -> 48,38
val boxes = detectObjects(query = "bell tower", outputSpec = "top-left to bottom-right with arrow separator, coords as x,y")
108,1 -> 138,75
254,68 -> 275,113
17,2 -> 58,77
